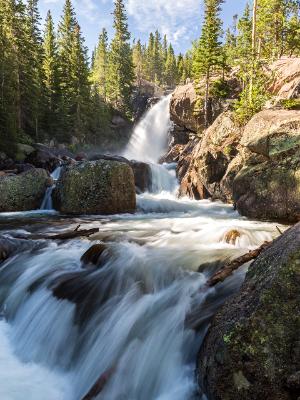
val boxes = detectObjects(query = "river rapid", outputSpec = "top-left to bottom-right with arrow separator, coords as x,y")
0,96 -> 282,400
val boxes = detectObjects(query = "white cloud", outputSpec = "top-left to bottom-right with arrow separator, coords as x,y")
126,0 -> 202,45
42,0 -> 101,22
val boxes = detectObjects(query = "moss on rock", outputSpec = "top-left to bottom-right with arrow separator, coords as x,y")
198,223 -> 300,400
0,169 -> 50,212
53,160 -> 136,215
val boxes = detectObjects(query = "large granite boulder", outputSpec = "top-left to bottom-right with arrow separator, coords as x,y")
269,57 -> 300,100
170,77 -> 241,134
178,112 -> 242,201
0,169 -> 51,212
233,109 -> 300,222
53,160 -> 136,215
88,154 -> 152,193
198,223 -> 300,400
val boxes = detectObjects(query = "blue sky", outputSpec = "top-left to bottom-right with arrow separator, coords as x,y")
39,0 -> 248,54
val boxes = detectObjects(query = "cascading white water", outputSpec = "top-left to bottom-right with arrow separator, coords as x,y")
124,95 -> 172,164
40,166 -> 62,210
123,95 -> 178,194
0,94 -> 285,400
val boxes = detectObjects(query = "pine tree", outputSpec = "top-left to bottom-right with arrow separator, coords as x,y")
42,10 -> 60,138
107,0 -> 134,117
69,23 -> 90,141
193,0 -> 224,127
133,39 -> 144,86
0,0 -> 19,154
24,0 -> 44,141
92,28 -> 108,101
153,30 -> 163,84
165,44 -> 177,87
57,0 -> 77,139
146,32 -> 155,81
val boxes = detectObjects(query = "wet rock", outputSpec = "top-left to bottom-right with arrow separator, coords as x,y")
88,154 -> 152,193
224,230 -> 241,245
53,160 -> 136,215
198,223 -> 300,400
169,124 -> 191,146
130,161 -> 152,193
15,163 -> 35,174
25,144 -> 61,173
0,168 -> 51,212
81,244 -> 108,268
75,152 -> 88,161
0,237 -> 42,264
0,152 -> 15,171
159,144 -> 185,164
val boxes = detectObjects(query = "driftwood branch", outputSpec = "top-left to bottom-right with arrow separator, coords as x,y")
48,228 -> 99,240
207,241 -> 271,287
30,227 -> 99,241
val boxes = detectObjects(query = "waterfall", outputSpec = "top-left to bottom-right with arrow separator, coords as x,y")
40,166 -> 62,210
124,95 -> 172,164
124,95 -> 179,194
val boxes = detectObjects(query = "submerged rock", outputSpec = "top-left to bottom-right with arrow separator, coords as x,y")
0,168 -> 51,212
130,161 -> 152,193
198,223 -> 300,400
81,244 -> 108,268
53,160 -> 136,215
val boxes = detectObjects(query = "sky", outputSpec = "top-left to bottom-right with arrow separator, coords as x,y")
39,0 -> 248,54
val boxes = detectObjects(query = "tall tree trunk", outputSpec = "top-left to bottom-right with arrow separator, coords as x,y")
204,68 -> 210,128
249,0 -> 258,105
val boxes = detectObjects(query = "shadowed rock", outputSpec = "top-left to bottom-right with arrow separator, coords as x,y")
198,223 -> 300,400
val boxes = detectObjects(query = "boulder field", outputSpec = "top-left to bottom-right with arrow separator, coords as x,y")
168,57 -> 300,222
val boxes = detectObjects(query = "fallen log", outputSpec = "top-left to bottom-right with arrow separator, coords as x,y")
207,241 -> 271,287
48,227 -> 99,240
29,226 -> 100,241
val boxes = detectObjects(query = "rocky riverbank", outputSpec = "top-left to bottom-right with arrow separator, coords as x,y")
166,57 -> 300,222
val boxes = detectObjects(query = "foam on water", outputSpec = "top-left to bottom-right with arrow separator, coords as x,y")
0,95 -> 285,400
0,321 -> 72,400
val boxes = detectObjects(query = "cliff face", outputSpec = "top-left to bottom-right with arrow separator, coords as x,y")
167,57 -> 300,222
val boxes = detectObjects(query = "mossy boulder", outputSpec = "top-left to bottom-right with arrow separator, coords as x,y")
0,169 -> 50,212
234,109 -> 300,222
53,160 -> 136,215
233,158 -> 300,222
198,223 -> 300,400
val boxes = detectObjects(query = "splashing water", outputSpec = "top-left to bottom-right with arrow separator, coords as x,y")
40,166 -> 62,210
0,94 -> 285,400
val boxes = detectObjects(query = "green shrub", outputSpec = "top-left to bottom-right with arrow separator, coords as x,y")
281,99 -> 300,110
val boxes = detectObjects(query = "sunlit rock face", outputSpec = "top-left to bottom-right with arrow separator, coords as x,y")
198,222 -> 300,400
53,160 -> 136,215
233,109 -> 300,222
